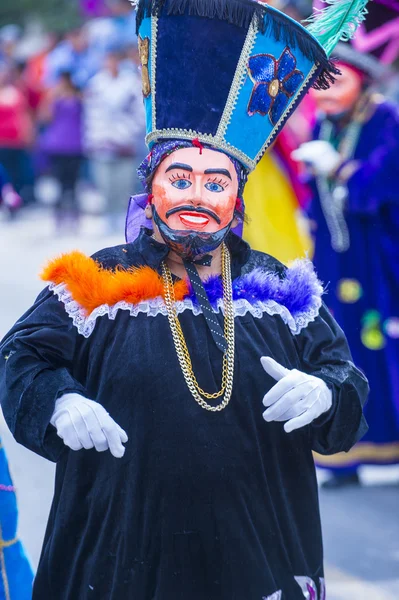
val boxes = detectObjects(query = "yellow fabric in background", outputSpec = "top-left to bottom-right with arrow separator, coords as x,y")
243,152 -> 312,265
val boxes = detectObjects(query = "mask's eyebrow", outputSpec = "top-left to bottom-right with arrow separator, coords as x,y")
204,168 -> 232,180
165,162 -> 193,173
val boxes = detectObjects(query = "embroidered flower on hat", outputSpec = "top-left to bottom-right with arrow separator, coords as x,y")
247,47 -> 304,125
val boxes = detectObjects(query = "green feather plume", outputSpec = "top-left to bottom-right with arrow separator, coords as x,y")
305,0 -> 369,56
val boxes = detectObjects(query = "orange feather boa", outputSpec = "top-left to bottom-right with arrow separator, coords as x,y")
40,251 -> 189,315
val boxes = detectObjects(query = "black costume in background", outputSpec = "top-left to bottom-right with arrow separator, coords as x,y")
0,231 -> 368,599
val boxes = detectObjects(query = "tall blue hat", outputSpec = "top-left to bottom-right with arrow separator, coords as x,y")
132,0 -> 368,171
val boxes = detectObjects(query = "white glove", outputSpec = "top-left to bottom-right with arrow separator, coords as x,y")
50,393 -> 128,458
291,141 -> 341,176
261,357 -> 332,433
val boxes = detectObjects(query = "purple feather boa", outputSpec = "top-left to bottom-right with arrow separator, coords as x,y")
187,259 -> 324,315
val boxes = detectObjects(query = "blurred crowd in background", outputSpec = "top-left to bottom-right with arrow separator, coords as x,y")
0,0 -> 146,232
1,0 -> 399,237
0,0 -> 399,597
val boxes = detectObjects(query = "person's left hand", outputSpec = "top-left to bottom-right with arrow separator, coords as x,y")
260,357 -> 332,433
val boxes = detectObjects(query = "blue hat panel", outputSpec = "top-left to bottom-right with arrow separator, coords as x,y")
154,14 -> 247,135
135,0 -> 333,169
223,32 -> 315,162
138,16 -> 153,139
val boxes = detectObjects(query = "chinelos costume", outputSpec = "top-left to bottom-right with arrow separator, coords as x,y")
1,0 -> 370,598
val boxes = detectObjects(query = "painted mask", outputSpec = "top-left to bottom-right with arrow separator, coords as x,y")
311,63 -> 365,117
150,147 -> 239,260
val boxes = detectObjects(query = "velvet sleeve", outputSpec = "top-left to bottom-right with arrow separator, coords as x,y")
295,303 -> 369,455
0,289 -> 86,462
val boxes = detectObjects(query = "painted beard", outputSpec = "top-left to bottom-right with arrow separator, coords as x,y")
152,206 -> 233,261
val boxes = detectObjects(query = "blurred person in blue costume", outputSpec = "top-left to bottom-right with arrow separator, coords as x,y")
0,439 -> 33,599
84,0 -> 139,59
106,0 -> 138,46
44,27 -> 100,90
293,0 -> 399,488
0,0 -> 369,598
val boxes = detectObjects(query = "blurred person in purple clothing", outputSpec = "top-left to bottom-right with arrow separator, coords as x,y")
39,71 -> 83,232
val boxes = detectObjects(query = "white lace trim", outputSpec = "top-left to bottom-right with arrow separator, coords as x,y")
50,282 -> 322,339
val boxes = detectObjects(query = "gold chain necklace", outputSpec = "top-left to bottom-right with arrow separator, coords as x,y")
161,244 -> 235,412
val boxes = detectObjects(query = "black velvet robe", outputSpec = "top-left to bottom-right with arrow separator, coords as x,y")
0,231 -> 368,600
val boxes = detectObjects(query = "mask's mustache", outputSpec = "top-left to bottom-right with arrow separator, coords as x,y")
165,205 -> 221,225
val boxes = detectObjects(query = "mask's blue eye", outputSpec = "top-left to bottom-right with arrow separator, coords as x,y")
171,179 -> 192,190
205,182 -> 224,193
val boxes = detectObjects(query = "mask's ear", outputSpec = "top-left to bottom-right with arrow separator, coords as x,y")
145,204 -> 153,219
233,197 -> 244,227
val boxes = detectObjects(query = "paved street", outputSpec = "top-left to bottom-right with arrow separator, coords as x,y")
0,208 -> 398,599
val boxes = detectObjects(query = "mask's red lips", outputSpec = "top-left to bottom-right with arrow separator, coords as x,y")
178,211 -> 210,230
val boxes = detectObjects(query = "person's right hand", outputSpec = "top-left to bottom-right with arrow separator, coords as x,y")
50,393 -> 128,458
291,141 -> 341,176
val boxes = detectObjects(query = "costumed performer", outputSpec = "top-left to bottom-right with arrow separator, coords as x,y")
292,0 -> 399,488
0,0 -> 369,598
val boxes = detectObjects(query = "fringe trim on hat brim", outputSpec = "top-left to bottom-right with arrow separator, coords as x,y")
136,0 -> 339,90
